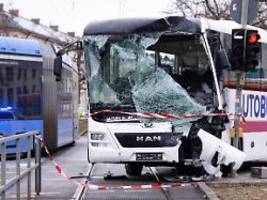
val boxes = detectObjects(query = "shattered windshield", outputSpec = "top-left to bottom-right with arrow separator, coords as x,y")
84,32 -> 214,124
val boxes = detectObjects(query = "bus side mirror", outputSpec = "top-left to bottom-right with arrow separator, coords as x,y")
54,54 -> 62,82
215,49 -> 230,70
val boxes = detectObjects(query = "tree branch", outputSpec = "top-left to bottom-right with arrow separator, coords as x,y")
169,0 -> 267,28
205,0 -> 218,19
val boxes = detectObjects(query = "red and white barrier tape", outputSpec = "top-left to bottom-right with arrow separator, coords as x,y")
91,109 -> 246,123
37,137 -> 73,182
82,182 -> 196,191
36,136 -> 196,191
91,109 -> 232,119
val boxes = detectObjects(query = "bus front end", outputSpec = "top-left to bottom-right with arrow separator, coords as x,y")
83,17 -> 245,177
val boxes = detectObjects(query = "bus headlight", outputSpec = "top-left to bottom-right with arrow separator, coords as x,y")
90,132 -> 105,141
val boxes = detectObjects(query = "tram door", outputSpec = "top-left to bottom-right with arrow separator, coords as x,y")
57,65 -> 74,146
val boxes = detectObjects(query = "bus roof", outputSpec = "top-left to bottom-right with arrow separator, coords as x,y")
205,19 -> 267,44
83,15 -> 267,44
0,36 -> 42,57
83,16 -> 201,35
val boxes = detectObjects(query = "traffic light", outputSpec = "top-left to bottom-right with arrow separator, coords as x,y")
231,29 -> 245,71
245,30 -> 261,72
231,29 -> 261,72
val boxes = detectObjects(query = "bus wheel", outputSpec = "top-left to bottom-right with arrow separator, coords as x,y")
125,163 -> 143,176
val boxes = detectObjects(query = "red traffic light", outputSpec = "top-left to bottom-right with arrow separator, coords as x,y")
247,33 -> 260,44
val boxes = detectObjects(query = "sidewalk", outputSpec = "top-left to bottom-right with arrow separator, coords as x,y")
206,170 -> 267,200
6,134 -> 90,200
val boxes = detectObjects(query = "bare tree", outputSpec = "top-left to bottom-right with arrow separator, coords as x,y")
254,3 -> 267,28
170,0 -> 267,28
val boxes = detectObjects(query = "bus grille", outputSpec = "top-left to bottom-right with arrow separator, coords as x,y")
115,132 -> 180,148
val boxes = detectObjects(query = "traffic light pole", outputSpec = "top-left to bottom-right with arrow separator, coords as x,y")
231,0 -> 249,177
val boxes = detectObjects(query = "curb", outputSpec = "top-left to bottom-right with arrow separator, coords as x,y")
197,182 -> 220,200
207,179 -> 267,186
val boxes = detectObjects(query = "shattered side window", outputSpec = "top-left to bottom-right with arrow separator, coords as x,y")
84,35 -> 120,104
83,33 -> 208,124
84,35 -> 109,77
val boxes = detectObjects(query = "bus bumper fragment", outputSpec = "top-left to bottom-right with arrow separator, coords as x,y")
197,129 -> 246,177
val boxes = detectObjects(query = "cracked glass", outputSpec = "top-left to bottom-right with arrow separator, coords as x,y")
84,32 -> 214,124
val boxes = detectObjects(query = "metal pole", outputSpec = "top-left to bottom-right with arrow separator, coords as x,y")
16,138 -> 21,200
241,0 -> 249,27
27,136 -> 32,200
1,143 -> 6,200
232,0 -> 249,177
35,135 -> 41,195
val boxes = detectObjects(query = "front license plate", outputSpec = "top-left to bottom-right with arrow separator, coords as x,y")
136,153 -> 163,161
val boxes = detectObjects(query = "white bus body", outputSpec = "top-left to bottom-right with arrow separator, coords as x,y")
83,16 -> 267,177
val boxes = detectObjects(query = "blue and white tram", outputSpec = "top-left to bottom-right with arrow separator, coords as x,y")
0,36 -> 79,153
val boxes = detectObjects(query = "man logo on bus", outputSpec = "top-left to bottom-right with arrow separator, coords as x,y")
136,136 -> 162,142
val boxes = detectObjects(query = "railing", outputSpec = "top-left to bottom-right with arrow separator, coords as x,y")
0,131 -> 41,200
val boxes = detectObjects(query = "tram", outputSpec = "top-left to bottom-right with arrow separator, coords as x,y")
0,36 -> 79,153
81,15 -> 267,177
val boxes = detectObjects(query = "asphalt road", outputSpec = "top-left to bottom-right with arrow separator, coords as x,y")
82,164 -> 204,200
4,134 -> 205,200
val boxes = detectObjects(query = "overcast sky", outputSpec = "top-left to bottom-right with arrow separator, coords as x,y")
1,0 -> 173,36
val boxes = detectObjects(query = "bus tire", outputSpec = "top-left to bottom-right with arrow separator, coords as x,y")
125,163 -> 143,176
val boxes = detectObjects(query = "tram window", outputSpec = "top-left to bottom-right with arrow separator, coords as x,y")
17,87 -> 21,95
65,80 -> 68,92
18,68 -> 22,80
32,69 -> 37,79
32,85 -> 36,93
0,89 -> 3,105
23,85 -> 28,95
23,69 -> 27,80
1,63 -> 43,120
6,67 -> 14,82
7,88 -> 13,106
0,111 -> 14,120
0,69 -> 3,83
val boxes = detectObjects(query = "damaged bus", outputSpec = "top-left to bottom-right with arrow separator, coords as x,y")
81,15 -> 267,177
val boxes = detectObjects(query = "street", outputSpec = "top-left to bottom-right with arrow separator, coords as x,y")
4,135 -> 205,200
1,1 -> 267,200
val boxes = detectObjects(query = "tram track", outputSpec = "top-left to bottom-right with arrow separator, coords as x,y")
73,164 -> 203,200
73,164 -> 95,200
75,165 -> 174,200
146,167 -> 174,200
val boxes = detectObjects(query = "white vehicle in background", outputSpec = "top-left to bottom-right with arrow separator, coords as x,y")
81,15 -> 267,177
